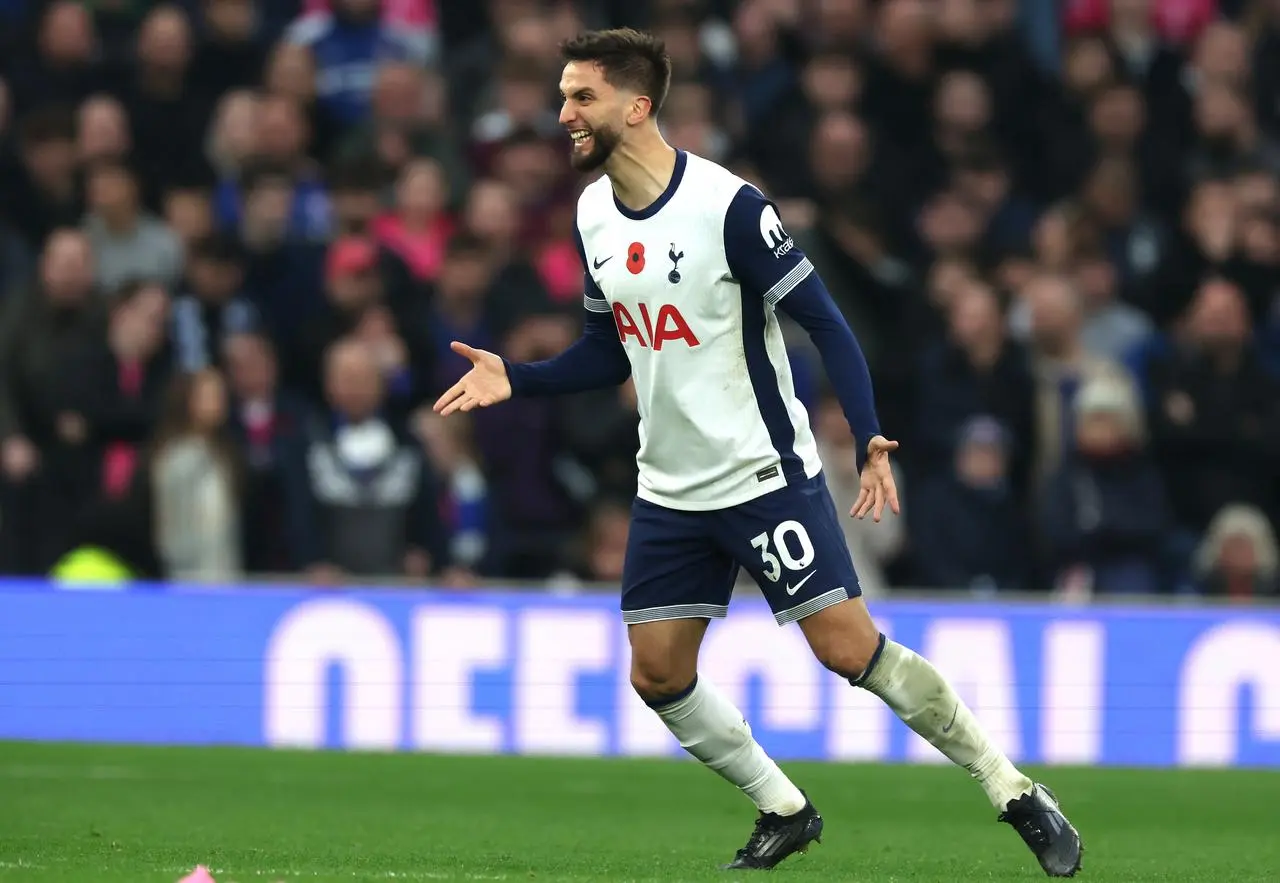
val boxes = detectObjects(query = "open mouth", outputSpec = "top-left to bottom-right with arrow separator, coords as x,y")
569,129 -> 592,149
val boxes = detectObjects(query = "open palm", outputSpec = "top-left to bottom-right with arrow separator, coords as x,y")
433,342 -> 512,416
852,435 -> 901,522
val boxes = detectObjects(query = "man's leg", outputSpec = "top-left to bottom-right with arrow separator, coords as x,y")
629,617 -> 807,817
798,597 -> 1083,877
620,498 -> 821,870
799,597 -> 1033,806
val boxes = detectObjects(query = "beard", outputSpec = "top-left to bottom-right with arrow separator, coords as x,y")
569,124 -> 622,172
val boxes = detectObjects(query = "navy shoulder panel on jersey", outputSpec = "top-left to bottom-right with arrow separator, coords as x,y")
723,185 -> 814,305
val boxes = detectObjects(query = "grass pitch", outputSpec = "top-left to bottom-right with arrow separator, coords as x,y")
0,742 -> 1276,882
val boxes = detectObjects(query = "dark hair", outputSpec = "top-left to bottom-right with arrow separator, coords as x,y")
327,156 -> 384,195
149,369 -> 243,491
19,107 -> 76,147
189,233 -> 244,266
560,28 -> 672,117
239,159 -> 293,193
446,231 -> 490,260
84,156 -> 139,184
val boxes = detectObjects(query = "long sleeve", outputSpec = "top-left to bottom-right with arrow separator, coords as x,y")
505,226 -> 632,397
775,275 -> 882,455
723,184 -> 881,464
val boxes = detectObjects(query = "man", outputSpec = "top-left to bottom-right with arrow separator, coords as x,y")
435,29 -> 1083,878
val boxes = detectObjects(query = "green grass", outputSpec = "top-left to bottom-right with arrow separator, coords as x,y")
0,742 -> 1276,882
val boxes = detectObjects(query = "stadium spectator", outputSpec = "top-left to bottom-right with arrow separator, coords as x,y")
281,337 -> 446,581
6,108 -> 83,251
333,62 -> 468,192
1146,277 -> 1280,534
910,416 -> 1031,592
1194,503 -> 1280,598
262,42 -> 337,163
915,279 -> 1037,492
149,367 -> 243,581
215,95 -> 332,242
191,0 -> 268,111
372,156 -> 455,283
1041,375 -> 1167,594
293,234 -> 432,424
327,156 -> 386,238
121,6 -> 210,196
416,410 -> 489,574
1019,272 -> 1133,486
235,162 -> 328,343
171,234 -> 262,371
76,94 -> 131,166
8,1 -> 102,118
284,0 -> 434,126
0,230 -> 104,571
71,280 -> 173,502
223,330 -> 310,573
1073,248 -> 1155,363
82,159 -> 185,292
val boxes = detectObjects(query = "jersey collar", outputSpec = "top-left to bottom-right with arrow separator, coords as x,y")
612,149 -> 688,221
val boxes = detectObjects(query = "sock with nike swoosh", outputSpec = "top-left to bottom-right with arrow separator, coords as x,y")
854,637 -> 1033,808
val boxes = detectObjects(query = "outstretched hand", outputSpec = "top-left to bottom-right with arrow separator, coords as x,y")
852,435 -> 901,522
433,342 -> 512,416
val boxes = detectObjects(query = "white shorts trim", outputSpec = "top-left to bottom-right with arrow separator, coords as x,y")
774,587 -> 849,625
622,603 -> 730,624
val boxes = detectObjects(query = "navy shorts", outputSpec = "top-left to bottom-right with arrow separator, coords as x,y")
621,473 -> 862,626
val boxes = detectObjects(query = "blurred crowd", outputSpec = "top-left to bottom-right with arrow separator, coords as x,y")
0,0 -> 1278,598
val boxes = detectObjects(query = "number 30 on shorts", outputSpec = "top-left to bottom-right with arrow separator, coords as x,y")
750,521 -> 816,583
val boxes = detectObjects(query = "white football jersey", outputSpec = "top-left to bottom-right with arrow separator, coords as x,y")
575,150 -> 823,511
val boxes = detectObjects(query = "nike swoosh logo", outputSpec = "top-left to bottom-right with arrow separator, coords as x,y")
593,256 -> 612,269
786,571 -> 816,596
941,704 -> 959,734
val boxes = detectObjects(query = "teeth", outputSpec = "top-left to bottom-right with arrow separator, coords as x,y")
571,131 -> 590,143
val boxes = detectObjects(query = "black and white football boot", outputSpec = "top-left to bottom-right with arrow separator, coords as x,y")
721,795 -> 823,871
998,783 -> 1084,877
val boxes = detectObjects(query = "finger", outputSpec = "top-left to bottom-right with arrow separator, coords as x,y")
873,484 -> 885,522
886,480 -> 902,515
440,388 -> 477,417
851,489 -> 867,519
450,341 -> 480,363
855,487 -> 873,519
433,383 -> 466,414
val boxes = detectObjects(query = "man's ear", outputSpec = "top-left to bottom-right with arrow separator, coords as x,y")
627,95 -> 653,126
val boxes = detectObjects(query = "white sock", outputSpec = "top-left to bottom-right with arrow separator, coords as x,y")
651,676 -> 807,816
857,638 -> 1033,808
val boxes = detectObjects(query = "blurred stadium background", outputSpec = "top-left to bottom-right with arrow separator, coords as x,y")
0,0 -> 1279,880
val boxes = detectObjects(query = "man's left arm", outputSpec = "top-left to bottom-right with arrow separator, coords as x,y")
723,185 -> 882,467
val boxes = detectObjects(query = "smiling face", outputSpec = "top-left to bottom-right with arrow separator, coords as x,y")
558,60 -> 629,172
556,28 -> 672,173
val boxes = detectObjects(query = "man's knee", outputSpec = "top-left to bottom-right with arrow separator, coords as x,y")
628,618 -> 706,704
798,599 -> 884,680
630,659 -> 698,704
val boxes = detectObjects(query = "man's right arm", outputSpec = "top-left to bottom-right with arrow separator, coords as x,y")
504,287 -> 631,396
504,224 -> 631,396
